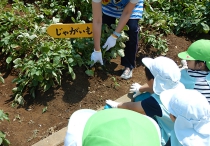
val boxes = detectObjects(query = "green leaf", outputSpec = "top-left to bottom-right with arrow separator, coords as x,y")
201,23 -> 209,34
85,69 -> 94,77
52,71 -> 57,77
68,66 -> 73,73
110,51 -> 117,58
77,11 -> 81,18
119,42 -> 126,48
28,34 -> 37,40
71,72 -> 76,80
0,131 -> 6,138
42,107 -> 47,114
30,88 -> 36,98
117,49 -> 125,57
31,68 -> 37,76
27,60 -> 34,65
14,94 -> 24,106
35,70 -> 42,76
71,17 -> 76,23
3,138 -> 10,146
149,19 -> 154,24
12,87 -> 18,93
11,44 -> 19,48
13,58 -> 21,65
0,77 -> 4,83
31,79 -> 39,86
53,56 -> 61,65
44,83 -> 51,92
6,57 -> 12,64
41,47 -> 50,53
52,17 -> 60,23
55,74 -> 61,85
105,26 -> 110,33
68,58 -> 74,64
123,25 -> 129,31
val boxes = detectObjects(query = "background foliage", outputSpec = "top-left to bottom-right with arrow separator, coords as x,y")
0,0 -> 209,105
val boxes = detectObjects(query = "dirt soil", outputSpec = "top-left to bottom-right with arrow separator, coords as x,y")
0,34 -> 208,146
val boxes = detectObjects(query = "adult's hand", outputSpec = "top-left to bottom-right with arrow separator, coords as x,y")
102,35 -> 117,51
91,49 -> 103,66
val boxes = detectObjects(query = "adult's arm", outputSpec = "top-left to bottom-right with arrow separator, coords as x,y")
115,1 -> 137,34
92,1 -> 102,51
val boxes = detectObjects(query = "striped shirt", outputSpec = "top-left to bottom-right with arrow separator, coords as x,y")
93,0 -> 144,19
187,69 -> 210,102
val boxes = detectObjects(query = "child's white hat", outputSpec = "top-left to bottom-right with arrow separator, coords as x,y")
64,109 -> 97,146
160,89 -> 210,146
142,56 -> 183,95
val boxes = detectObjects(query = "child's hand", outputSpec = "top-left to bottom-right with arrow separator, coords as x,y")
130,83 -> 142,98
180,60 -> 188,70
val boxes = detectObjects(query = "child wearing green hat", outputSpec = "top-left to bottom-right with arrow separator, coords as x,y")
113,39 -> 210,103
123,39 -> 210,104
105,40 -> 210,145
178,39 -> 210,103
64,109 -> 161,146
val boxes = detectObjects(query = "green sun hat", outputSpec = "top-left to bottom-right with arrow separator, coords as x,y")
82,109 -> 161,146
64,109 -> 161,146
178,39 -> 210,70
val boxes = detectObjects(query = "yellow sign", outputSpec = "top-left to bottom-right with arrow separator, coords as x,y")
47,23 -> 93,38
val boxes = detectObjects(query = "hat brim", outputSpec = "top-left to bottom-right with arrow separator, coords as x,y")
154,76 -> 185,95
159,84 -> 185,116
174,115 -> 210,146
142,57 -> 158,77
64,109 -> 97,146
159,89 -> 172,110
142,57 -> 154,69
178,51 -> 195,60
161,88 -> 210,146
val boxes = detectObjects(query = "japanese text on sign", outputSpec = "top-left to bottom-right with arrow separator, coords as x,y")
47,23 -> 93,38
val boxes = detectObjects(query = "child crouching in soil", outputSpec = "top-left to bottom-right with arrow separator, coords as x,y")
160,89 -> 210,146
106,56 -> 184,146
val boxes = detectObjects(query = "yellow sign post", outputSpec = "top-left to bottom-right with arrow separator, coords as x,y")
47,23 -> 93,38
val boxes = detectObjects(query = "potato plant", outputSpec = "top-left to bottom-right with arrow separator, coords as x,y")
0,0 -> 129,105
0,0 -> 209,106
141,0 -> 210,35
0,110 -> 10,146
139,0 -> 210,54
